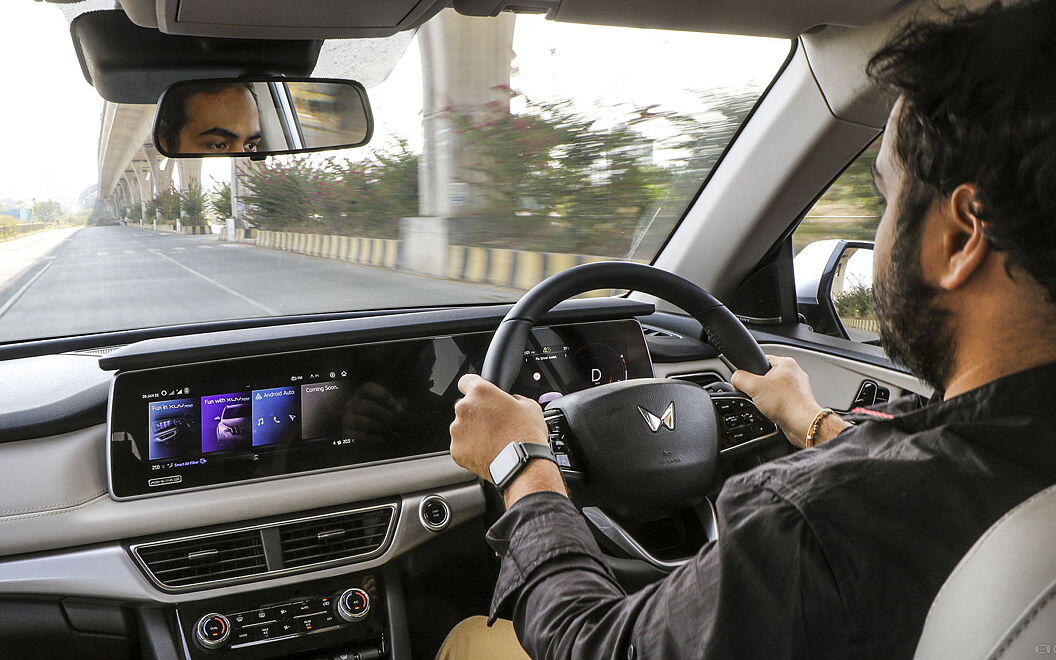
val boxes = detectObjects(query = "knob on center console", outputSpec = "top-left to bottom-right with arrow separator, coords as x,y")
195,613 -> 231,649
336,587 -> 371,622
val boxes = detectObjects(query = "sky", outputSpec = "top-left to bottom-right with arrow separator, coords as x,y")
0,2 -> 788,210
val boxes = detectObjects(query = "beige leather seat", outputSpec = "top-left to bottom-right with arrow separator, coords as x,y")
915,484 -> 1056,660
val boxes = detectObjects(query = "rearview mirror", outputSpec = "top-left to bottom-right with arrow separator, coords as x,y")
154,77 -> 373,158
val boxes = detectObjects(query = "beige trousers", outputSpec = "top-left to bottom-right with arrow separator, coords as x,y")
436,616 -> 532,659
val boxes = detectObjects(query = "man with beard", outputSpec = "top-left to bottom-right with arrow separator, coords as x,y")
440,1 -> 1056,658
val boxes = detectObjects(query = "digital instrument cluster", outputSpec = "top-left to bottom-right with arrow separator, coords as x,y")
108,320 -> 652,498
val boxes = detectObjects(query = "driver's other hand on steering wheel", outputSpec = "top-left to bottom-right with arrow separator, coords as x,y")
731,355 -> 850,449
450,374 -> 566,507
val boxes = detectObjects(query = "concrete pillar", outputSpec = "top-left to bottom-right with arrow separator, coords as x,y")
131,161 -> 152,226
142,144 -> 170,230
418,9 -> 515,218
230,158 -> 261,228
175,159 -> 203,233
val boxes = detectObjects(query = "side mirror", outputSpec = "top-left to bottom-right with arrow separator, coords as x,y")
794,240 -> 876,342
154,77 -> 373,159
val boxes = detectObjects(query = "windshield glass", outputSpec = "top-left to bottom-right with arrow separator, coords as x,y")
0,4 -> 789,343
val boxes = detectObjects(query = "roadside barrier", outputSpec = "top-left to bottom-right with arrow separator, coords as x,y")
842,317 -> 880,334
445,245 -> 609,289
0,223 -> 48,242
248,229 -> 629,292
257,231 -> 399,268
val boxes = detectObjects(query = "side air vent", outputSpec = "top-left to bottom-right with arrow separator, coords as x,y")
134,530 -> 267,589
279,506 -> 395,569
641,325 -> 682,339
129,503 -> 398,592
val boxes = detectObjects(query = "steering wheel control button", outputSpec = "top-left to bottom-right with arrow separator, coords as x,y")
419,495 -> 451,532
337,587 -> 371,622
195,613 -> 231,649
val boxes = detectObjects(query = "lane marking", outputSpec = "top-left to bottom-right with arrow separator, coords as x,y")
150,249 -> 280,315
0,258 -> 56,321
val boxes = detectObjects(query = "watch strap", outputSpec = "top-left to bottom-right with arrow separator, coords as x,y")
520,441 -> 557,464
493,441 -> 557,491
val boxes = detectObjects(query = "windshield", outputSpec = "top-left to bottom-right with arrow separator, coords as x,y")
0,4 -> 789,343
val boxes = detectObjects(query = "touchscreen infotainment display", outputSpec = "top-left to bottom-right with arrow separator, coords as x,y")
108,319 -> 651,499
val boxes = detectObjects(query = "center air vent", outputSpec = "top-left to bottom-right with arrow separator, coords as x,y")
130,503 -> 398,592
280,507 -> 395,569
134,530 -> 267,589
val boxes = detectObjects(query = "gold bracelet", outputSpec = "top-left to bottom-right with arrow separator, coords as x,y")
805,408 -> 836,449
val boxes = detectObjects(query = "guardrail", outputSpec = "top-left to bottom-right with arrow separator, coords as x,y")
0,223 -> 48,242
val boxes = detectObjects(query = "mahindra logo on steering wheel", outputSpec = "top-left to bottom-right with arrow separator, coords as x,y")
637,403 -> 675,432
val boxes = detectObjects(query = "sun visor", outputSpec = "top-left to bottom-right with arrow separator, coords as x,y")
70,10 -> 323,104
116,0 -> 446,39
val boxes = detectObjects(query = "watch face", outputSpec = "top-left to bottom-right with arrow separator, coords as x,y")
489,443 -> 522,486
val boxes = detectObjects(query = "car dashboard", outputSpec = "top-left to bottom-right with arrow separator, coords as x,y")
0,298 -> 786,659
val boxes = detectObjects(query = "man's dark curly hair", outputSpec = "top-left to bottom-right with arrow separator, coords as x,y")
156,81 -> 256,154
867,0 -> 1056,302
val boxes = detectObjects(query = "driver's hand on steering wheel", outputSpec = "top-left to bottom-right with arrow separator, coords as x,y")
731,355 -> 850,448
450,374 -> 567,507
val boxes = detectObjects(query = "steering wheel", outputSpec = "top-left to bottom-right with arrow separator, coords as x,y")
481,261 -> 771,568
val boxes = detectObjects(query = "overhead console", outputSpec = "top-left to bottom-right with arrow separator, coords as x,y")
109,319 -> 652,499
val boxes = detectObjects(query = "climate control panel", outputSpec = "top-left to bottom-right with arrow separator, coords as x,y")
179,573 -> 385,658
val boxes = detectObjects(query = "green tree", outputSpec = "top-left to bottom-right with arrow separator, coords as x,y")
32,200 -> 64,224
210,180 -> 231,221
156,187 -> 181,223
180,181 -> 207,226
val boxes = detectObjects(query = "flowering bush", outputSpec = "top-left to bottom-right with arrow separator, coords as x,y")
239,140 -> 418,238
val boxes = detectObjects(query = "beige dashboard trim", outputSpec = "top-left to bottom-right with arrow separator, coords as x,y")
0,423 -> 476,558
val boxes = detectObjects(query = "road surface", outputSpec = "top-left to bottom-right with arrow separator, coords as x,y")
0,226 -> 513,343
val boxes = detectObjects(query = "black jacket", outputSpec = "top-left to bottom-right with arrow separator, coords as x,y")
486,361 -> 1056,659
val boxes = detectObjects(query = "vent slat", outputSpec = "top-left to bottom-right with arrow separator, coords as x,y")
135,530 -> 267,588
279,509 -> 394,568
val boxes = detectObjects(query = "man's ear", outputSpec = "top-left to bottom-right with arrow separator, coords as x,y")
936,183 -> 990,291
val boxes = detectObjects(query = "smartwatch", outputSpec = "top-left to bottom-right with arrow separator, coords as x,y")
488,441 -> 558,491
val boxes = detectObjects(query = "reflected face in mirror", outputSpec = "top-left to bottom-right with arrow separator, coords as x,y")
158,83 -> 262,155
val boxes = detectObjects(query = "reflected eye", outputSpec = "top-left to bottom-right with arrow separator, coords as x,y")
245,142 -> 259,152
204,142 -> 229,152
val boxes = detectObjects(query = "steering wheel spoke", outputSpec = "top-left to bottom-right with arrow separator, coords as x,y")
582,498 -> 719,572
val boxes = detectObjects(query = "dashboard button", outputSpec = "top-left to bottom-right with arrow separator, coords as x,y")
317,612 -> 338,628
294,600 -> 314,615
270,604 -> 294,620
231,612 -> 250,627
296,615 -> 322,632
250,608 -> 271,623
255,623 -> 277,640
278,621 -> 298,636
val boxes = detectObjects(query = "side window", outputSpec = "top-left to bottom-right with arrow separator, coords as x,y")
793,137 -> 883,342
